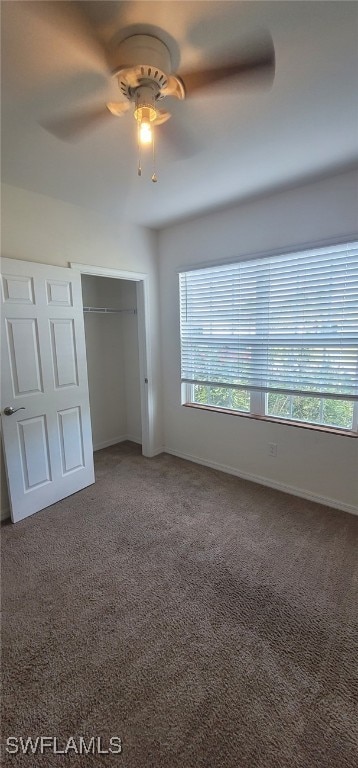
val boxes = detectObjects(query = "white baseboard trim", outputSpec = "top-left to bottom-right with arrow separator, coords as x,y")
93,435 -> 127,451
126,435 -> 142,445
148,446 -> 165,457
164,447 -> 358,517
1,506 -> 10,522
3,446 -> 353,519
93,435 -> 142,452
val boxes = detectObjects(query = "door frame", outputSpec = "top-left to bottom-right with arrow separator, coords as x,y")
70,262 -> 154,457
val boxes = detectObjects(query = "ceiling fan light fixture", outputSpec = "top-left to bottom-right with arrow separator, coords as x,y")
135,103 -> 156,123
134,85 -> 158,148
134,84 -> 159,177
134,85 -> 158,120
139,118 -> 152,145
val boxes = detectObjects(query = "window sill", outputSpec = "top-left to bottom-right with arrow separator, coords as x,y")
183,403 -> 358,437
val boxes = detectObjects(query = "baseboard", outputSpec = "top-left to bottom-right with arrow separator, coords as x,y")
93,435 -> 141,452
125,435 -> 142,445
148,446 -> 165,457
164,447 -> 358,517
4,444 -> 352,518
1,506 -> 10,522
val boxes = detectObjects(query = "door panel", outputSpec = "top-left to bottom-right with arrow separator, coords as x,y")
2,274 -> 35,304
1,257 -> 95,522
50,319 -> 78,388
6,318 -> 44,395
58,407 -> 85,474
18,415 -> 52,490
46,279 -> 73,307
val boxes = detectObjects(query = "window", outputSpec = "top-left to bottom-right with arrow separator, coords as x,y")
179,241 -> 358,433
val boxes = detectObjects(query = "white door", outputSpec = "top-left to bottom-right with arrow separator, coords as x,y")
1,258 -> 95,523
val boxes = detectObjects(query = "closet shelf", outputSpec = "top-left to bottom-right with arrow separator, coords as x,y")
83,306 -> 137,315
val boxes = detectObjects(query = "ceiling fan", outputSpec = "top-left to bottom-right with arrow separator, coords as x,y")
43,27 -> 275,180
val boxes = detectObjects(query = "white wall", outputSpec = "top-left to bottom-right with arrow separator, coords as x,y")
0,183 -> 161,518
81,275 -> 141,449
158,169 -> 358,514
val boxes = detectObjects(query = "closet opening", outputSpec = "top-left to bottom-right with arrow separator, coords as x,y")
70,263 -> 153,459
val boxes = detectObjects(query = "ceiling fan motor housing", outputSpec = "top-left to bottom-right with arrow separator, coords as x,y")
112,35 -> 172,101
111,35 -> 172,74
109,33 -> 186,107
120,69 -> 166,101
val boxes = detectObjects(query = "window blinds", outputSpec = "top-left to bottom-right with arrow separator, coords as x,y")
179,241 -> 358,400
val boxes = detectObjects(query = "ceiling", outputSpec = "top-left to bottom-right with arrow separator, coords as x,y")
1,1 -> 358,228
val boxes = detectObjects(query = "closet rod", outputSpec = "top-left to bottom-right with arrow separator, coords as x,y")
83,306 -> 137,315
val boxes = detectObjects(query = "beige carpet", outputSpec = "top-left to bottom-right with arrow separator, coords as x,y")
1,441 -> 358,767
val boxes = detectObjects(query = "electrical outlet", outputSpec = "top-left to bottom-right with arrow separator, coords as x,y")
268,442 -> 277,457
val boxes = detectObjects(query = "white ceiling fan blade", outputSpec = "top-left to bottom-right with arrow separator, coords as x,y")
25,0 -> 109,75
178,33 -> 275,96
116,68 -> 141,89
41,105 -> 113,141
161,76 -> 185,101
106,102 -> 130,117
154,110 -> 171,126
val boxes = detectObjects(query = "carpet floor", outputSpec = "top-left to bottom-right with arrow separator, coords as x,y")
1,441 -> 358,767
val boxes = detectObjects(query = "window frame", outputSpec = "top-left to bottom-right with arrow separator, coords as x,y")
182,383 -> 358,435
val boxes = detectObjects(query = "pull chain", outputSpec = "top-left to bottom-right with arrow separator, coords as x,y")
136,95 -> 142,176
137,127 -> 142,176
151,126 -> 157,183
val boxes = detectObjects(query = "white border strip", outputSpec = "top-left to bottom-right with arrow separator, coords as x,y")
164,447 -> 358,517
69,263 -> 147,281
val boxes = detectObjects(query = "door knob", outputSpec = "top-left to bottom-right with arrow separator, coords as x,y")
3,406 -> 26,416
